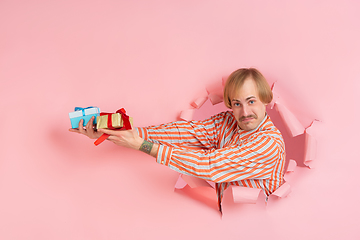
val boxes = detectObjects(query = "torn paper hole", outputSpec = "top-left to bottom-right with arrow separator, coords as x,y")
174,77 -> 319,208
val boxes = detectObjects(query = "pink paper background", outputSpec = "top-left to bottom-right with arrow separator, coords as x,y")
1,0 -> 359,239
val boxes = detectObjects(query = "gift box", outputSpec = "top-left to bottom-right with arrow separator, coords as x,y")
94,108 -> 133,146
96,110 -> 133,129
69,106 -> 100,129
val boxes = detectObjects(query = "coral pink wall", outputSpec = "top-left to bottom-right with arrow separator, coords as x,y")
1,0 -> 359,239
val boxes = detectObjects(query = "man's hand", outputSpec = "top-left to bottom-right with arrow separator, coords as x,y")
68,116 -> 102,139
69,118 -> 158,157
97,128 -> 143,150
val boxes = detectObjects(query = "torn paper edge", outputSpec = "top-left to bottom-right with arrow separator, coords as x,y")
272,182 -> 291,198
303,119 -> 320,168
174,174 -> 214,189
191,96 -> 208,109
206,80 -> 224,105
287,159 -> 297,172
175,79 -> 320,204
180,81 -> 224,120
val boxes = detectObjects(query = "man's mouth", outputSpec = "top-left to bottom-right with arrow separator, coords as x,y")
240,115 -> 257,122
242,117 -> 253,121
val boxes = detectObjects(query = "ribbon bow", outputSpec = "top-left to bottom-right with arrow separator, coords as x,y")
75,106 -> 95,116
94,108 -> 132,146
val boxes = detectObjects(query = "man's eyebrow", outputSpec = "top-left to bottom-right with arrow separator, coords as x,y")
246,96 -> 256,101
232,96 -> 256,102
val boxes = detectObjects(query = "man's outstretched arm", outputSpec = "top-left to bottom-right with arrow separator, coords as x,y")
69,116 -> 159,157
97,128 -> 159,158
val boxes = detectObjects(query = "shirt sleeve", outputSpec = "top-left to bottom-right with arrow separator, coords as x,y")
137,112 -> 232,149
156,133 -> 282,183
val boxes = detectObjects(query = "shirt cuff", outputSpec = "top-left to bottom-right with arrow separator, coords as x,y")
136,127 -> 148,140
156,145 -> 172,166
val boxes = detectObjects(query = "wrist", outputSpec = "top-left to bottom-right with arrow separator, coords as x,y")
138,139 -> 159,157
133,136 -> 144,150
139,140 -> 154,155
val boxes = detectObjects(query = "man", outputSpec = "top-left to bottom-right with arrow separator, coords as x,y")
69,68 -> 286,212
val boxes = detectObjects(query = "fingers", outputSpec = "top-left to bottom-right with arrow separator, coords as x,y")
78,119 -> 86,134
87,117 -> 101,139
86,117 -> 95,138
106,133 -> 128,147
68,128 -> 81,133
69,117 -> 100,139
98,129 -> 123,143
86,116 -> 94,130
97,128 -> 117,135
107,135 -> 118,142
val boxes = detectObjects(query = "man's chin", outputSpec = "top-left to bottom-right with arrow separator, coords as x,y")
239,123 -> 255,131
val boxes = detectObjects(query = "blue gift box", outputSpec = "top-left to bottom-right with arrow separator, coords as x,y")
69,107 -> 100,129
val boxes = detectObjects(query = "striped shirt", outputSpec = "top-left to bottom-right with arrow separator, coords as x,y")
137,111 -> 285,210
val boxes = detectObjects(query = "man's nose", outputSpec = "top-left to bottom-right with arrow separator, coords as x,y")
241,105 -> 251,116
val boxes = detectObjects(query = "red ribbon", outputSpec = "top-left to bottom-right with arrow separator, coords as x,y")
94,133 -> 110,146
94,108 -> 132,146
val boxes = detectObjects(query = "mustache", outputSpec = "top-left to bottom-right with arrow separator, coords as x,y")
239,115 -> 257,121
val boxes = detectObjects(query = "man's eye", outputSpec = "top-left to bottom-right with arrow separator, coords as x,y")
249,100 -> 255,104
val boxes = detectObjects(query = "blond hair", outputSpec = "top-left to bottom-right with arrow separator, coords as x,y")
223,68 -> 273,108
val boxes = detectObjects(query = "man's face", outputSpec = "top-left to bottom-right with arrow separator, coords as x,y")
230,77 -> 267,131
